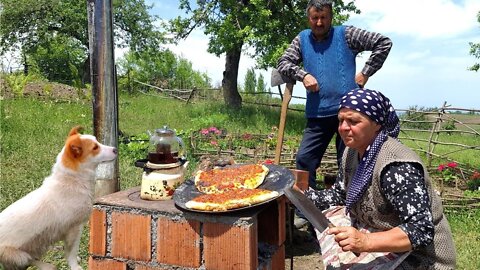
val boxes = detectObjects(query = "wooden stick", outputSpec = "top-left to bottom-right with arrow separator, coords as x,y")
275,83 -> 294,164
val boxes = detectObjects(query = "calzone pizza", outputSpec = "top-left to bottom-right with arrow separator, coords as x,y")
194,164 -> 269,194
185,188 -> 279,212
185,164 -> 278,211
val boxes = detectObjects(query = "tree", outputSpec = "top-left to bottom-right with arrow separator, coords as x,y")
244,67 -> 256,94
468,11 -> 480,72
116,48 -> 211,91
0,0 -> 164,84
256,72 -> 267,93
169,0 -> 358,108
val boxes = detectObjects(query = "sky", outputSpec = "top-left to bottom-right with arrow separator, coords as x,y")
145,0 -> 480,110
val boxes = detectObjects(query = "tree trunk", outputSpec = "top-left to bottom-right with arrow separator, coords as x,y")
222,45 -> 243,108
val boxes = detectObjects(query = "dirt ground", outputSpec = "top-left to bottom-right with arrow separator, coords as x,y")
284,224 -> 324,270
0,79 -> 88,100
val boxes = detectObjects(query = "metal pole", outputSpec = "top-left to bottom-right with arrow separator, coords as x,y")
87,0 -> 119,197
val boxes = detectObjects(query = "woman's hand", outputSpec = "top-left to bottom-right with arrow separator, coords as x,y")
327,226 -> 369,253
328,226 -> 413,253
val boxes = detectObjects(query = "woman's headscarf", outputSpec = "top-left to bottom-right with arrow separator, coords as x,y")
339,88 -> 400,211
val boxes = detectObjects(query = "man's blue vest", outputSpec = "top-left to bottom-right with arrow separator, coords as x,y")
300,26 -> 357,118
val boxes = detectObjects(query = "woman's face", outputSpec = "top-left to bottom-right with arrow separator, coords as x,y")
338,108 -> 381,155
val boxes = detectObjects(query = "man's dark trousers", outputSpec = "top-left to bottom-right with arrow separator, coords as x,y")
296,116 -> 345,189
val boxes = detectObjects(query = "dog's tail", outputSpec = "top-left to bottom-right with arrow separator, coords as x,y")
0,246 -> 32,269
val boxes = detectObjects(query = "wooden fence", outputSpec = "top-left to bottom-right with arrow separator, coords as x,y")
130,84 -> 479,207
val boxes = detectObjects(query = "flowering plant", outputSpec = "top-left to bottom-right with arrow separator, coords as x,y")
467,170 -> 480,191
199,126 -> 226,148
437,162 -> 459,184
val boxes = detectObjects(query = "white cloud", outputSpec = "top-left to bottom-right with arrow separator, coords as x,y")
351,0 -> 480,39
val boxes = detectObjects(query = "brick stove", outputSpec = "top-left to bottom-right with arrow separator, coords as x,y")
88,186 -> 287,270
88,170 -> 308,270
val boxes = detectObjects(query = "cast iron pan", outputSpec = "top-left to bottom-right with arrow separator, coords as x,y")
173,164 -> 295,213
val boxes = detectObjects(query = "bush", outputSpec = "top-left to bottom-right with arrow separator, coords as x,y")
400,106 -> 434,130
467,171 -> 480,191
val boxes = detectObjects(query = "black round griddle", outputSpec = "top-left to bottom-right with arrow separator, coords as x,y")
173,164 -> 295,213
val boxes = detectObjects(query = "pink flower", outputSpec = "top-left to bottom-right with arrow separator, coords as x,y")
447,162 -> 458,168
437,164 -> 446,172
200,128 -> 209,135
208,127 -> 219,133
210,140 -> 218,146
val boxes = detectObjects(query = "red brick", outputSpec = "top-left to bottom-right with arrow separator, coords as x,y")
258,197 -> 286,246
290,169 -> 309,191
88,257 -> 127,270
89,208 -> 107,256
111,212 -> 152,261
156,218 -> 201,268
135,265 -> 170,270
203,222 -> 258,270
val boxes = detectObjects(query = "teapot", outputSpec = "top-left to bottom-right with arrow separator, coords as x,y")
147,125 -> 185,164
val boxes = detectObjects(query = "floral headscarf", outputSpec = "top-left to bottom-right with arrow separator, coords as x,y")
339,88 -> 400,211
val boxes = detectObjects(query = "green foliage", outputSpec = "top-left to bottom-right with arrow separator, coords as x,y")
447,208 -> 480,269
168,0 -> 359,107
443,119 -> 456,134
29,35 -> 86,85
0,0 -> 164,85
3,72 -> 46,96
244,67 -> 257,94
467,171 -> 480,191
256,73 -> 267,93
169,0 -> 358,69
116,49 -> 211,90
468,11 -> 480,72
400,106 -> 433,130
436,162 -> 460,184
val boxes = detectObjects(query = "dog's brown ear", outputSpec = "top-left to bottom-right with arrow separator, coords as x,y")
69,143 -> 83,159
68,126 -> 84,137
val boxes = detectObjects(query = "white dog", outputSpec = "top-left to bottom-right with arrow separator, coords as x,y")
0,126 -> 117,270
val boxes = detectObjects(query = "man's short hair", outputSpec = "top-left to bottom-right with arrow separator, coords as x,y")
306,0 -> 333,16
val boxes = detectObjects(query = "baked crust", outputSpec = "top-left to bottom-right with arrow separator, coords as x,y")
194,164 -> 269,194
185,188 -> 279,211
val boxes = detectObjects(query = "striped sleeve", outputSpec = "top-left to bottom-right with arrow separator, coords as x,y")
276,35 -> 309,82
345,26 -> 393,77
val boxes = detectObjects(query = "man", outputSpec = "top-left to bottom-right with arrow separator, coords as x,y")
277,0 -> 392,228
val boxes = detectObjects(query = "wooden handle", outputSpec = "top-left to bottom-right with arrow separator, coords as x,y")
274,83 -> 294,164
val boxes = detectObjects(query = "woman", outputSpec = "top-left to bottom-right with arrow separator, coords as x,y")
298,88 -> 456,269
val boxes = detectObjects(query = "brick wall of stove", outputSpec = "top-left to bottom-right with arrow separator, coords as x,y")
88,187 -> 287,270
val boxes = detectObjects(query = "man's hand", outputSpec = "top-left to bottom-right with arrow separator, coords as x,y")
327,226 -> 369,253
303,74 -> 319,92
355,72 -> 369,88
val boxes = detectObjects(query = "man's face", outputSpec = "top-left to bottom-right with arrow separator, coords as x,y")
307,6 -> 333,40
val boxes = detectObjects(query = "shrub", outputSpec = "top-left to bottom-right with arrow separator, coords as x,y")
467,171 -> 480,191
437,162 -> 460,184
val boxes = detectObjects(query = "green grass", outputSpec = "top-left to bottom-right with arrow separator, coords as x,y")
399,129 -> 480,169
1,94 -> 479,269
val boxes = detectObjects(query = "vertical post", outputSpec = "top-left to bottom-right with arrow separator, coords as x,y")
87,0 -> 119,197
